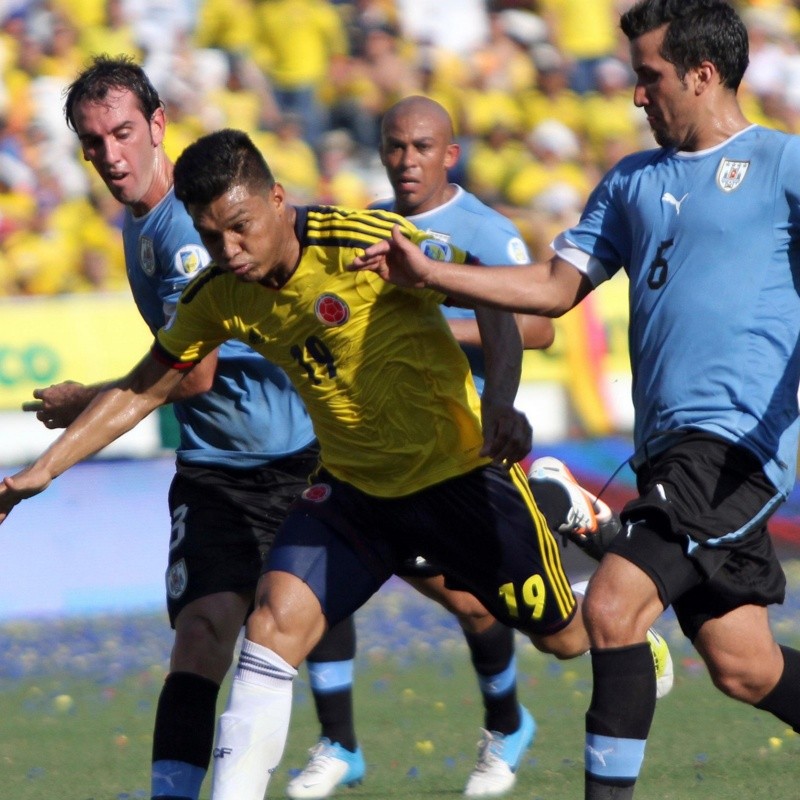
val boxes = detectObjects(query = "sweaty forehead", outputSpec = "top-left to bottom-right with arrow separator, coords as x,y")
79,87 -> 135,114
189,184 -> 259,226
74,89 -> 140,130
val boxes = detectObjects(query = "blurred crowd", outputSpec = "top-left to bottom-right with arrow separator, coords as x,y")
1,0 -> 799,297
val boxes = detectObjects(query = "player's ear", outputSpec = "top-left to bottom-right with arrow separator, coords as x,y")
444,142 -> 460,170
271,181 -> 287,208
149,106 -> 166,147
693,60 -> 716,95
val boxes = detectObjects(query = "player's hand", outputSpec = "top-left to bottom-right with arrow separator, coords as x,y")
22,381 -> 92,429
480,402 -> 532,466
0,466 -> 52,524
348,224 -> 433,288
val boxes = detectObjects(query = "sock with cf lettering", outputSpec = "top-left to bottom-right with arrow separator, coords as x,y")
210,639 -> 297,800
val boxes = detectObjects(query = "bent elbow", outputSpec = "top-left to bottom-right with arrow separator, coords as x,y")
539,321 -> 556,348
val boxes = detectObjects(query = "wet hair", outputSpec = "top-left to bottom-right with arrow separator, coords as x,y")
173,128 -> 276,208
620,0 -> 749,90
64,54 -> 162,131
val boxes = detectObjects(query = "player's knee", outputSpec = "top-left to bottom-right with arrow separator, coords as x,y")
248,585 -> 327,663
176,610 -> 220,648
456,612 -> 493,634
173,611 -> 238,678
582,587 -> 627,642
407,575 -> 492,627
248,599 -> 294,641
531,615 -> 590,659
450,598 -> 492,630
708,667 -> 768,703
535,638 -> 585,660
581,583 -> 654,647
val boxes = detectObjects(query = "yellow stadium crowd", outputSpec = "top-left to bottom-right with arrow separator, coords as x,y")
1,0 -> 798,296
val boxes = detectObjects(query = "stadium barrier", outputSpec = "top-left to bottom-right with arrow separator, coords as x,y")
0,284 -> 633,465
0,293 -> 170,465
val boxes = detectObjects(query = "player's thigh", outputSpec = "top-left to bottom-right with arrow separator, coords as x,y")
165,452 -> 318,625
248,569 -> 330,666
165,467 -> 263,626
396,556 -> 496,630
403,573 -> 494,628
265,505 -> 392,629
582,553 -> 665,645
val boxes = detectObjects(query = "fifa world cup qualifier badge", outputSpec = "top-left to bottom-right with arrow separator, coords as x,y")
175,244 -> 208,275
716,158 -> 749,192
507,237 -> 529,264
420,238 -> 454,262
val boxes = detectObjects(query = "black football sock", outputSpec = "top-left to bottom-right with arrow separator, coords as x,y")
463,621 -> 521,734
151,671 -> 219,800
755,645 -> 800,732
585,644 -> 655,800
307,616 -> 358,751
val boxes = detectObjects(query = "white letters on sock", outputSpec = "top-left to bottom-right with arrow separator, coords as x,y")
210,640 -> 297,800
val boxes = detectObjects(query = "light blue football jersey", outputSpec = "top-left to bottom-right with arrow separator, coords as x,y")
123,188 -> 315,468
553,125 -> 800,495
372,185 -> 530,391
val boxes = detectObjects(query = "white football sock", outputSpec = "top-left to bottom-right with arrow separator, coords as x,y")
571,580 -> 589,598
210,639 -> 297,800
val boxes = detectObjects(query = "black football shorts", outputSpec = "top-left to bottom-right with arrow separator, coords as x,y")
608,432 -> 786,641
163,445 -> 320,626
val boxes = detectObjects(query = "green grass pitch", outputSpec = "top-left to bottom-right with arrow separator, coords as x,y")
3,563 -> 800,799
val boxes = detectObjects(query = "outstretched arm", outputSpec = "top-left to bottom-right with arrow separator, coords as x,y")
0,352 -> 185,523
350,224 -> 592,315
24,349 -> 219,429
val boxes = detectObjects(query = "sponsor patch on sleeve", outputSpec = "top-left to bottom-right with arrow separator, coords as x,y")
174,245 -> 210,275
420,238 -> 454,262
507,236 -> 530,264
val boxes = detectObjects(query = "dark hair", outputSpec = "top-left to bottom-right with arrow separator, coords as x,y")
64,54 -> 162,131
173,128 -> 276,207
620,0 -> 749,90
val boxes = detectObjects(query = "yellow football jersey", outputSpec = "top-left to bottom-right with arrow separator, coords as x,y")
156,206 -> 490,497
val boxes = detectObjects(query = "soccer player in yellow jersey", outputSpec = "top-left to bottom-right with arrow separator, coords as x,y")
288,95 -> 553,800
0,129 -> 586,800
